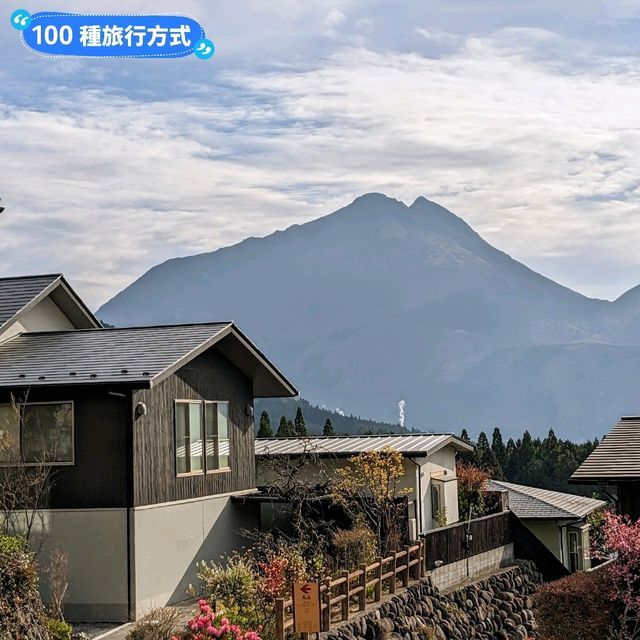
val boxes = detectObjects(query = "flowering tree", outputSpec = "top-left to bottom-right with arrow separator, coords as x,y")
332,447 -> 411,554
601,512 -> 640,639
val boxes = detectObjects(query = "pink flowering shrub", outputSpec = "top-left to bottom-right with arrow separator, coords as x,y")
171,600 -> 261,640
601,512 -> 640,639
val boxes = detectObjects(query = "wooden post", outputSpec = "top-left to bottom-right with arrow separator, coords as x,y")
419,539 -> 426,578
403,546 -> 411,587
389,553 -> 397,594
358,563 -> 367,611
322,576 -> 331,632
374,556 -> 383,602
423,537 -> 429,575
275,598 -> 284,640
341,570 -> 350,620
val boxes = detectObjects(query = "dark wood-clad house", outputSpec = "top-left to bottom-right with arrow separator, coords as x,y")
571,416 -> 640,520
0,274 -> 297,621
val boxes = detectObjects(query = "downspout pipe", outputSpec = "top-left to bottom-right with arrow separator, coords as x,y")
408,457 -> 423,535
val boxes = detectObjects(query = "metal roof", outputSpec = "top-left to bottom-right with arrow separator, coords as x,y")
255,434 -> 473,457
0,273 -> 100,333
488,479 -> 606,520
571,416 -> 640,483
0,274 -> 62,329
0,322 -> 297,396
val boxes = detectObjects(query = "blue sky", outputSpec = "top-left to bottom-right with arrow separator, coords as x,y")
1,1 -> 640,307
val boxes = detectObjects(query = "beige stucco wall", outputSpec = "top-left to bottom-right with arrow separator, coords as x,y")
30,509 -> 129,621
524,520 -> 562,560
131,491 -> 258,618
523,519 -> 592,571
0,296 -> 75,343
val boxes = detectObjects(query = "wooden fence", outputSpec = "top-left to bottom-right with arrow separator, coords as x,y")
275,540 -> 426,640
422,510 -> 511,570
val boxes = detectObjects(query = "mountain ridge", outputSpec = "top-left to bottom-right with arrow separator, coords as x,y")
98,193 -> 640,438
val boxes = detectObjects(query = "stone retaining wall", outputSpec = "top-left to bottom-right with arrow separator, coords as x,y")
327,561 -> 542,640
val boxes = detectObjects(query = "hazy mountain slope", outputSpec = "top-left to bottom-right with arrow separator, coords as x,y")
98,193 -> 638,438
255,397 -> 409,436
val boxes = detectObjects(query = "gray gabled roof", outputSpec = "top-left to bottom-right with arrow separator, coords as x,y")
488,479 -> 605,519
571,416 -> 640,482
0,322 -> 297,397
255,433 -> 473,457
0,274 -> 99,332
0,274 -> 61,328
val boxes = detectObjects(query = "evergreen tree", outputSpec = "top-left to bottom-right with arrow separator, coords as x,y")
257,411 -> 273,438
460,428 -> 471,444
491,427 -> 506,467
276,415 -> 296,437
323,419 -> 335,436
475,431 -> 503,478
294,406 -> 307,437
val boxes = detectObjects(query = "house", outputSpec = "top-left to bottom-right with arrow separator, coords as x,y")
488,479 -> 605,572
254,434 -> 473,535
0,274 -> 297,622
571,416 -> 640,520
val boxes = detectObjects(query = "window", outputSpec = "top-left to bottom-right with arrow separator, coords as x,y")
431,483 -> 442,519
568,529 -> 583,572
0,402 -> 74,465
175,400 -> 230,475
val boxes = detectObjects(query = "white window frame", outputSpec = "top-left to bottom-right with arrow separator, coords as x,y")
175,399 -> 230,477
0,400 -> 75,467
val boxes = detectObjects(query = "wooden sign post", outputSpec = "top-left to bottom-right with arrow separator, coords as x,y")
293,581 -> 321,633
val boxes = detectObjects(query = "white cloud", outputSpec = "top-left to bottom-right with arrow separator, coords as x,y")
2,22 -> 640,305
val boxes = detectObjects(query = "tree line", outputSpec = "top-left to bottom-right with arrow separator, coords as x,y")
257,407 -> 336,438
458,427 -> 599,495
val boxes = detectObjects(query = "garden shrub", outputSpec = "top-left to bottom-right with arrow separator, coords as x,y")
125,607 -> 183,640
534,569 -> 617,640
0,534 -> 50,639
456,462 -> 491,519
172,599 -> 261,640
332,526 -> 377,571
47,618 -> 73,640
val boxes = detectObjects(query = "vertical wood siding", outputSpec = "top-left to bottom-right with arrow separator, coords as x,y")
132,348 -> 255,507
0,386 -> 128,508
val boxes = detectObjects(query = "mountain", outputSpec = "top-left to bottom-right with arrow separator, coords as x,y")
98,193 -> 640,439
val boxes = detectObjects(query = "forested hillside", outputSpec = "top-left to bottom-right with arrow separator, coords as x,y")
459,427 -> 599,496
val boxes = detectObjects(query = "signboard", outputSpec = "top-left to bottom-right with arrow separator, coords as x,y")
293,581 -> 321,633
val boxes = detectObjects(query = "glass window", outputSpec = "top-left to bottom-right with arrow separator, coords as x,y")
0,405 -> 20,463
0,402 -> 73,465
177,400 -> 230,476
217,403 -> 229,470
205,402 -> 230,471
189,403 -> 203,473
175,401 -> 203,475
175,402 -> 189,474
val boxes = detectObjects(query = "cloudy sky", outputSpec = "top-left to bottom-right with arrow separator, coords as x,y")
1,0 -> 640,307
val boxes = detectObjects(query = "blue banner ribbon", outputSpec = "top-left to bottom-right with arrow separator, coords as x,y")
20,12 -> 208,58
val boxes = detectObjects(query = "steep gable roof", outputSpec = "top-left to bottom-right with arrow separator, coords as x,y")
0,322 -> 297,397
0,274 -> 99,333
488,479 -> 605,519
571,416 -> 640,482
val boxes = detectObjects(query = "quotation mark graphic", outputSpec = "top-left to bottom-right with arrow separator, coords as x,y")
10,9 -> 31,30
194,38 -> 215,59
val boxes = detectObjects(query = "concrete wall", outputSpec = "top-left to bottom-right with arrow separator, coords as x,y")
131,491 -> 258,618
31,509 -> 129,622
427,543 -> 515,592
